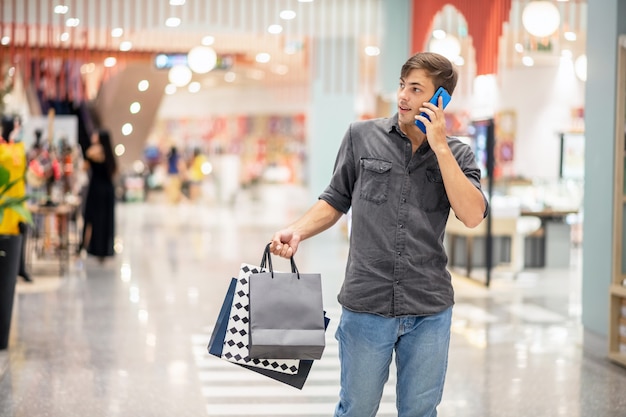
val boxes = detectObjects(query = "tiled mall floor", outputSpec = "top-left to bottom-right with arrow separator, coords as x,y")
1,184 -> 626,417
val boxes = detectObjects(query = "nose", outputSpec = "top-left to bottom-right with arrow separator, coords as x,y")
398,86 -> 407,100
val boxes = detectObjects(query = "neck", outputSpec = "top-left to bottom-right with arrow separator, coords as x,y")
399,120 -> 427,152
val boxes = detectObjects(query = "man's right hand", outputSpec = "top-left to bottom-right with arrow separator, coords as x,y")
270,230 -> 301,258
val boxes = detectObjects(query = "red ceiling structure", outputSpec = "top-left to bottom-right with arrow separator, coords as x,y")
411,0 -> 513,76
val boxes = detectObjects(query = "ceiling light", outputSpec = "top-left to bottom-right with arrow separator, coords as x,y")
138,80 -> 149,91
187,46 -> 217,74
201,35 -> 215,46
364,46 -> 380,56
54,5 -> 69,14
111,28 -> 124,37
104,57 -> 117,67
453,56 -> 465,66
561,49 -> 573,58
575,55 -> 587,81
280,10 -> 296,20
224,72 -> 236,83
170,0 -> 185,4
60,32 -> 70,42
514,43 -> 524,53
165,17 -> 181,27
130,102 -> 141,114
154,54 -> 169,68
115,144 -> 125,156
168,65 -> 192,87
188,81 -> 201,93
165,84 -> 177,94
256,52 -> 271,63
1,36 -> 10,45
522,1 -> 560,38
522,56 -> 534,66
432,29 -> 446,40
268,24 -> 283,34
122,123 -> 133,136
564,31 -> 577,41
65,18 -> 80,27
120,41 -> 132,51
132,160 -> 145,174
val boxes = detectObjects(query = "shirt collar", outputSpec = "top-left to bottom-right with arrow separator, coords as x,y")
388,113 -> 401,134
387,113 -> 433,153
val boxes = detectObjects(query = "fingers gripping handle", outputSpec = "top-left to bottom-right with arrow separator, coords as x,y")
261,243 -> 299,279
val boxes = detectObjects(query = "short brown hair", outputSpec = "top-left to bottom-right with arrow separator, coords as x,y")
400,52 -> 458,95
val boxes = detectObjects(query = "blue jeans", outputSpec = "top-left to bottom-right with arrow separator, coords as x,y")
334,306 -> 453,417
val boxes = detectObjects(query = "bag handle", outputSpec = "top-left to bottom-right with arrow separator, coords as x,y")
260,243 -> 299,279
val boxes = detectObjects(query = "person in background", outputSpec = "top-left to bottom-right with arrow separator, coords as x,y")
58,138 -> 74,196
269,52 -> 488,417
80,129 -> 117,263
188,147 -> 208,201
165,145 -> 185,203
7,115 -> 23,143
0,116 -> 12,143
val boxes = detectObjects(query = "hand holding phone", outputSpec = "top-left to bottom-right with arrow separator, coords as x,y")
414,86 -> 451,134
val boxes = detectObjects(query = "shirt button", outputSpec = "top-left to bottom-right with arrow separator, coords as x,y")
402,198 -> 406,203
399,224 -> 404,228
397,251 -> 401,256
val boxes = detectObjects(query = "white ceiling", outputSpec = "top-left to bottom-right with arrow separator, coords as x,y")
1,0 -> 384,87
0,0 -> 588,90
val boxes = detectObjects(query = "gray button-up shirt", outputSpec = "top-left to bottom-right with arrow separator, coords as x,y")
319,114 -> 486,317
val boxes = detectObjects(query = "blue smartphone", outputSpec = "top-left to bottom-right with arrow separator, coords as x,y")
414,86 -> 452,133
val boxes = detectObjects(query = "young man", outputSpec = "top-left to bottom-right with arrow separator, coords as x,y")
270,52 -> 488,417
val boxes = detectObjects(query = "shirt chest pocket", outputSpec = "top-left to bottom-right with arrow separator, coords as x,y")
418,168 -> 450,212
359,158 -> 392,204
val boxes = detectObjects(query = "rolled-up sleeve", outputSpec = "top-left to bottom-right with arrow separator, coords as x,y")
319,125 -> 356,214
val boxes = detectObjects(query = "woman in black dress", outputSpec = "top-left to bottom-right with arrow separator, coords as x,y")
81,129 -> 117,262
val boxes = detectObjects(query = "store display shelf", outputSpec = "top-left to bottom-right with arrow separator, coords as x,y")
609,352 -> 626,367
610,284 -> 626,298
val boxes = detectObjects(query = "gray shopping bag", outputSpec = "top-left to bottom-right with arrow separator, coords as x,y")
248,244 -> 326,360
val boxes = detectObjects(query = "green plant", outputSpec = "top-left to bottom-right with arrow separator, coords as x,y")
0,165 -> 32,228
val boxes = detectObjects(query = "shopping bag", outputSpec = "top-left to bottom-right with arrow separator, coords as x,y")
207,276 -> 330,390
248,243 -> 325,360
207,277 -> 237,357
221,264 -> 299,374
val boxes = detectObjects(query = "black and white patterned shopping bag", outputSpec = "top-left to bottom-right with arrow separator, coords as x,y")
221,263 -> 299,374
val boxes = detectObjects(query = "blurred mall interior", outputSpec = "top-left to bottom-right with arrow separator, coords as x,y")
1,0 -> 626,416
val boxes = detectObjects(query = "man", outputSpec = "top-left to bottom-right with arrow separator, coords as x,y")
270,52 -> 488,417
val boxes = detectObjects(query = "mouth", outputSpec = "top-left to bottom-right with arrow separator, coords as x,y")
398,104 -> 411,113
